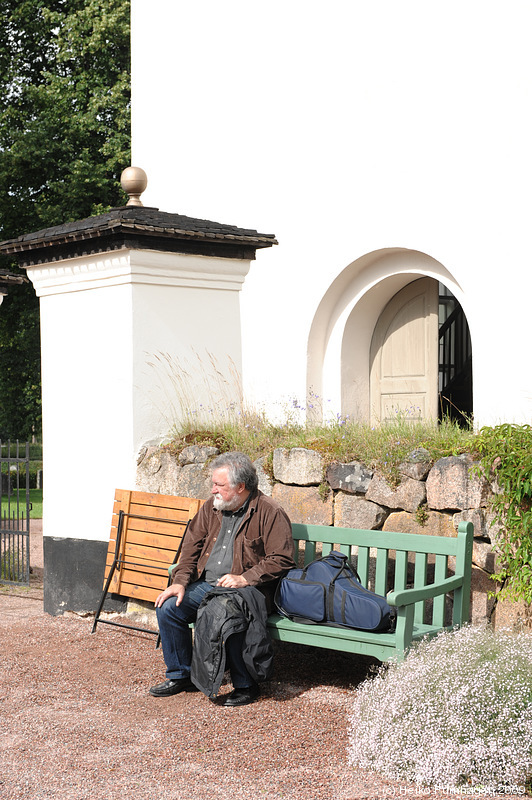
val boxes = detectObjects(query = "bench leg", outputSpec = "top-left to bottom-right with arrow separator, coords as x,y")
92,558 -> 118,633
393,605 -> 414,661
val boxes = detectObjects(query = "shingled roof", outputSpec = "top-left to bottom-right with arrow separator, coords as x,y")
0,205 -> 278,266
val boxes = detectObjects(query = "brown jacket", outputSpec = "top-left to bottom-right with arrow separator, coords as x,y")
171,490 -> 295,608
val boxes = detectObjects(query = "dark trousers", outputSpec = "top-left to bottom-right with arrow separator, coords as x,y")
155,580 -> 254,688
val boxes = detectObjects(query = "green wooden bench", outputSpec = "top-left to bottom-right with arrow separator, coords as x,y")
267,520 -> 474,662
97,491 -> 473,664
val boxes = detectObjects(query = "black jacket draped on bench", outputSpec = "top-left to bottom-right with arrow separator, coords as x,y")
191,586 -> 273,698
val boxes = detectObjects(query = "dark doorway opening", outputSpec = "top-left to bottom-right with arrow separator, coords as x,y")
438,284 -> 473,426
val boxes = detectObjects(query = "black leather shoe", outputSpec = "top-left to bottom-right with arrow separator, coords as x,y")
149,677 -> 196,697
222,685 -> 260,707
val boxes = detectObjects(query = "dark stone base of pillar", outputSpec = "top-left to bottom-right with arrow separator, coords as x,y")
43,536 -> 127,617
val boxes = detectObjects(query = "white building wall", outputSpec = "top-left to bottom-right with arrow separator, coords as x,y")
131,0 -> 532,427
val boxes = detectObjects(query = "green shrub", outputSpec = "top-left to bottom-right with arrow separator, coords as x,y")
348,624 -> 532,791
1,463 -> 42,490
475,423 -> 532,603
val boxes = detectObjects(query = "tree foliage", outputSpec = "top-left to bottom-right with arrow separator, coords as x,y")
0,0 -> 131,439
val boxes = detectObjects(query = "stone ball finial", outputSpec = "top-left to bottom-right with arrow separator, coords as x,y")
121,166 -> 148,206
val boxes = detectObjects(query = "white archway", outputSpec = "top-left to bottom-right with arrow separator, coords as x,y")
307,248 -> 466,423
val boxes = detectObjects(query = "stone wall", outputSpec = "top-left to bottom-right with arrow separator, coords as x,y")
136,444 -> 531,630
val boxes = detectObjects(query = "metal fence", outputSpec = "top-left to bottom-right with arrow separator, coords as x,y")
0,440 -> 31,585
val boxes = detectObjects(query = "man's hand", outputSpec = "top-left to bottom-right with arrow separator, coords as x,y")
154,583 -> 186,608
217,573 -> 249,589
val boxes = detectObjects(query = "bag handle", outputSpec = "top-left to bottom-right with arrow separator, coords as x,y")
301,550 -> 362,584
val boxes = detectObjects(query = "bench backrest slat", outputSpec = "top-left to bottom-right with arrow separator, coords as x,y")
356,546 -> 370,585
413,551 -> 428,624
305,540 -> 317,562
374,548 -> 389,596
432,554 -> 449,626
394,549 -> 409,594
292,523 -> 467,557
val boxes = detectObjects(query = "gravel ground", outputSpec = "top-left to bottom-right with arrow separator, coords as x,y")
0,524 -> 527,800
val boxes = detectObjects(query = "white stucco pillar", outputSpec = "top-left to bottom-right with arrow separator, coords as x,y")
0,201 -> 276,613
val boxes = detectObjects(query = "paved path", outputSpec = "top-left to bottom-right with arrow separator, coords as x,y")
0,587 -> 44,623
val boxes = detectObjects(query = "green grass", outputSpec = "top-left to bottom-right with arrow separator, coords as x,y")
1,488 -> 42,520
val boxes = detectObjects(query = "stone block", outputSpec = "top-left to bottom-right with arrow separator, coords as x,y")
174,463 -> 212,499
483,510 -> 504,549
453,508 -> 492,539
426,454 -> 490,511
326,461 -> 373,494
272,483 -> 333,525
254,456 -> 273,496
492,595 -> 532,631
178,445 -> 219,465
136,447 -> 181,494
334,493 -> 387,529
365,473 -> 426,512
470,566 -> 497,624
383,509 -> 456,537
398,447 -> 432,480
471,540 -> 498,573
273,447 -> 324,485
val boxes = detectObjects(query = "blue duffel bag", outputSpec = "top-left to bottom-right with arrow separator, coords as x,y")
275,550 -> 395,632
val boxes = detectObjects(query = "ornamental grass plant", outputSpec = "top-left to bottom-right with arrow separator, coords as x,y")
348,624 -> 532,792
167,406 -> 476,484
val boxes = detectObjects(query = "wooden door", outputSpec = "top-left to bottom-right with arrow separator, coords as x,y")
370,278 -> 439,424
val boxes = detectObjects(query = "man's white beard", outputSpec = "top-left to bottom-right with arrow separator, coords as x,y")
213,493 -> 241,511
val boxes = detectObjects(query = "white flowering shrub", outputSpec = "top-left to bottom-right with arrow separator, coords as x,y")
348,624 -> 532,791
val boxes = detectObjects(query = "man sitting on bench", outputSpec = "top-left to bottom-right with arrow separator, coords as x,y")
150,451 -> 295,706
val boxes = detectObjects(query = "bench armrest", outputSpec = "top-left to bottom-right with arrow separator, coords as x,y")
387,574 -> 464,607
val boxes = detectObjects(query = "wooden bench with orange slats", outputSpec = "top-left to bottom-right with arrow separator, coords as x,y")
92,489 -> 204,638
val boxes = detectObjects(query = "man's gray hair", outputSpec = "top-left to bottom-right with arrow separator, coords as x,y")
211,452 -> 259,492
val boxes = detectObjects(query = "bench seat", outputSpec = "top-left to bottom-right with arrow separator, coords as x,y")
268,613 -> 450,662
